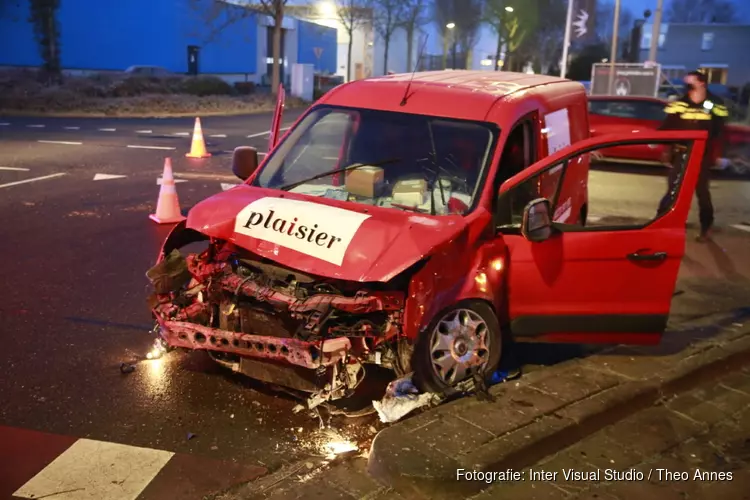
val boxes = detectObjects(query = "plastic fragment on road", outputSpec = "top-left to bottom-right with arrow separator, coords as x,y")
372,373 -> 442,423
187,432 -> 196,440
119,363 -> 135,374
489,368 -> 521,386
292,404 -> 306,414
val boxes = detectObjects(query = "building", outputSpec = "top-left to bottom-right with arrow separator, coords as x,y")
0,0 -> 337,85
287,1 -> 421,82
638,23 -> 750,88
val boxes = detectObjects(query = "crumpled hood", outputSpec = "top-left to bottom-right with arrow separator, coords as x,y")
186,184 -> 468,282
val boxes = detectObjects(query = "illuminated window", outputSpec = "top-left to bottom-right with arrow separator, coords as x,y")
701,32 -> 714,51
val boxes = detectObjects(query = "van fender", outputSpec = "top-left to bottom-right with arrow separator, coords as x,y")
402,232 -> 507,341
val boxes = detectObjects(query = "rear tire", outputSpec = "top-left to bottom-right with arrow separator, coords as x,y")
412,301 -> 502,394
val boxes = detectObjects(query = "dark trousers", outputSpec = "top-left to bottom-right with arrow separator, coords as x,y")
658,159 -> 714,233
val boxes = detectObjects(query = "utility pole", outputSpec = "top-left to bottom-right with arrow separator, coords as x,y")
560,0 -> 574,78
608,0 -> 621,94
648,0 -> 664,63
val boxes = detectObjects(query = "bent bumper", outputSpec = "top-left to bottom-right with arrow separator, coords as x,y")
157,320 -> 351,369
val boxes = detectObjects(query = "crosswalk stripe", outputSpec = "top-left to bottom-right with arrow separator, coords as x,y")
14,438 -> 174,500
0,425 -> 268,500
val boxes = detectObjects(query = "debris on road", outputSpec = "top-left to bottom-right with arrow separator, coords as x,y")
187,432 -> 196,440
372,373 -> 442,423
119,363 -> 135,374
372,369 -> 520,423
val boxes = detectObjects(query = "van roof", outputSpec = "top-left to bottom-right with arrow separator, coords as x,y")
320,70 -> 577,121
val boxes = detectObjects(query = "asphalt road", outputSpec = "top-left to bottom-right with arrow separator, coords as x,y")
1,111 -> 750,480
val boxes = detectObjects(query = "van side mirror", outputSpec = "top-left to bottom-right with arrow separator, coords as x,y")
232,146 -> 259,181
521,198 -> 553,242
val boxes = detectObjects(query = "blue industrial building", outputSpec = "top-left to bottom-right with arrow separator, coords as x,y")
0,0 -> 337,84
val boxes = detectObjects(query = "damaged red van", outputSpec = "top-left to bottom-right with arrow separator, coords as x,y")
147,71 -> 708,407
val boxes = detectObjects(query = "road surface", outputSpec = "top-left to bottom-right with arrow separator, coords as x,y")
1,111 -> 749,498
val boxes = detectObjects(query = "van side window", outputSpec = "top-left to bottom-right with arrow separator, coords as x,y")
498,122 -> 532,185
497,163 -> 565,228
494,120 -> 535,224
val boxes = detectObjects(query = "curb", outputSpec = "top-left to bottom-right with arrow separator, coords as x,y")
0,103 -> 308,119
367,322 -> 750,499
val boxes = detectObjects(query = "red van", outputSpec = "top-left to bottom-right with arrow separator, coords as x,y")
588,95 -> 749,174
147,71 -> 708,405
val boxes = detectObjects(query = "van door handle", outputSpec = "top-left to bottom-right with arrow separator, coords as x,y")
627,251 -> 668,262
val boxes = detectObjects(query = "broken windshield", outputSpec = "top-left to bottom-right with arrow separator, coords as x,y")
254,106 -> 496,216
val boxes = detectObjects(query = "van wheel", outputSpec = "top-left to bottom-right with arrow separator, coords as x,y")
412,301 -> 502,394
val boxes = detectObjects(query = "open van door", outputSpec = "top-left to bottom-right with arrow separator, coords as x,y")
496,130 -> 708,346
268,83 -> 285,152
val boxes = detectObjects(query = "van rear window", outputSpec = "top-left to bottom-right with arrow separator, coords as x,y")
588,99 -> 666,122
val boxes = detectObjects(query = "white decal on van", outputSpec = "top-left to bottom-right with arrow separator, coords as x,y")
234,198 -> 371,266
553,197 -> 572,223
544,109 -> 571,155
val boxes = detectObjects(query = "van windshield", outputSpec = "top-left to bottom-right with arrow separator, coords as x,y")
254,106 -> 496,215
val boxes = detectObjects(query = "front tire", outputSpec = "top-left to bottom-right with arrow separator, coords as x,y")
412,301 -> 502,394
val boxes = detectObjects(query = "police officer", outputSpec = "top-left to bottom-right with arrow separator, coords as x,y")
657,70 -> 729,242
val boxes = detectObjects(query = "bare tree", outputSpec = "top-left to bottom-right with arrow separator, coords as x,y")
336,0 -> 372,82
187,0 -> 290,95
484,0 -> 535,71
455,0 -> 483,69
188,0 -> 252,45
666,0 -> 736,23
256,0 -> 290,95
30,0 -> 62,83
400,0 -> 429,72
521,0 -> 566,74
596,0 -> 634,54
433,0 -> 454,69
372,0 -> 405,74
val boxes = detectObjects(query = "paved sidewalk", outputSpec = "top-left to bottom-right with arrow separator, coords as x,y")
471,365 -> 750,500
214,319 -> 750,500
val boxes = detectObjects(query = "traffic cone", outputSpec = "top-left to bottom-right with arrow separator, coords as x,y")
150,158 -> 186,224
185,117 -> 211,158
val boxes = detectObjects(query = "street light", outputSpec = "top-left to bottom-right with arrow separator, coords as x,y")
505,6 -> 514,12
446,22 -> 455,29
317,1 -> 336,18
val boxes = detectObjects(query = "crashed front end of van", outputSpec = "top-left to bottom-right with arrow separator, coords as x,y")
144,187 -> 471,409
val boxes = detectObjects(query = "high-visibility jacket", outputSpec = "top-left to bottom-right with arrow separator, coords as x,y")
660,92 -> 729,164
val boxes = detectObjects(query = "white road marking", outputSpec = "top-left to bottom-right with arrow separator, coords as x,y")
0,173 -> 66,189
93,173 -> 127,181
223,151 -> 268,156
27,124 -> 45,128
174,172 -> 237,181
64,126 -> 80,130
38,140 -> 82,145
13,438 -> 173,500
248,126 -> 291,138
136,130 -> 153,134
731,224 -> 750,233
221,183 -> 239,191
127,145 -> 176,150
173,132 -> 190,136
157,177 -> 188,185
0,166 -> 30,171
99,128 -> 116,132
209,134 -> 227,138
0,122 -> 10,126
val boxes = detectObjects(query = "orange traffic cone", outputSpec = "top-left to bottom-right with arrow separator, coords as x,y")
185,117 -> 211,158
150,158 -> 186,224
